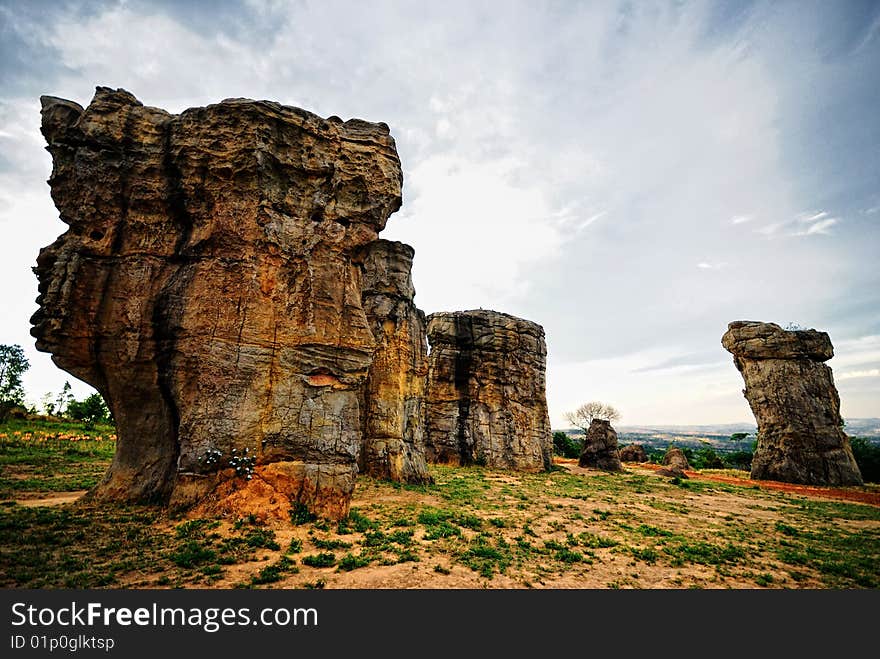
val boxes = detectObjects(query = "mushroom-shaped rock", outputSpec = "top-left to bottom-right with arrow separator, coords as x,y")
721,321 -> 862,486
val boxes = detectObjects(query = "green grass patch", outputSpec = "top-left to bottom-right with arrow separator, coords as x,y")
289,503 -> 316,526
337,508 -> 377,534
663,541 -> 746,567
0,420 -> 116,496
635,524 -> 674,538
251,556 -> 297,585
458,534 -> 512,578
313,538 -> 352,550
337,552 -> 372,571
302,552 -> 336,568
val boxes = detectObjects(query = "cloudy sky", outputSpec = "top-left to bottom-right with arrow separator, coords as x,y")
1,0 -> 878,427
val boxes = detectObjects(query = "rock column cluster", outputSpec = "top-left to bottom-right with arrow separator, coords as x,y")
33,88 -> 552,519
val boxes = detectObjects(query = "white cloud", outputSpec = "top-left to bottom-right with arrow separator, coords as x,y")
798,210 -> 829,223
756,212 -> 841,237
756,223 -> 782,235
574,211 -> 607,233
386,154 -> 562,311
434,117 -> 452,138
837,369 -> 880,380
1,1 -> 877,424
548,350 -> 750,427
801,217 -> 839,235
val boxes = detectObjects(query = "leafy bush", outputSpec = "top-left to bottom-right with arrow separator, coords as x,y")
553,431 -> 582,459
688,447 -> 724,470
0,345 -> 29,421
850,437 -> 880,483
65,393 -> 111,428
645,448 -> 666,464
721,450 -> 753,470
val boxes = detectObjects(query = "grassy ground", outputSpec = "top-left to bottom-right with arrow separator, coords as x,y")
1,419 -> 878,589
0,418 -> 116,497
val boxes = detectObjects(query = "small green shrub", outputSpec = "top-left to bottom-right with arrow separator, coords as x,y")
302,552 -> 336,568
171,541 -> 216,568
337,508 -> 376,534
313,538 -> 352,550
553,431 -> 582,459
850,437 -> 880,483
243,528 -> 280,550
338,553 -> 371,571
289,503 -> 316,526
755,573 -> 774,587
555,548 -> 585,563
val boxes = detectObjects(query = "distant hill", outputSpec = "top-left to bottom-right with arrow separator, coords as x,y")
617,423 -> 757,436
555,419 -> 880,438
553,418 -> 880,454
843,418 -> 880,438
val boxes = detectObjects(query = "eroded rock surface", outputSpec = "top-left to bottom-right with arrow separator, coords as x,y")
722,321 -> 862,486
619,444 -> 648,463
33,87 -> 403,518
424,310 -> 552,471
656,466 -> 688,479
578,419 -> 623,471
359,240 -> 431,483
662,446 -> 690,471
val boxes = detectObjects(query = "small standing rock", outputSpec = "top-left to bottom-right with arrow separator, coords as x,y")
619,444 -> 648,463
662,446 -> 691,471
578,419 -> 623,471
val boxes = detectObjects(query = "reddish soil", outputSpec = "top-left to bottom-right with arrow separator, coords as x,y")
635,461 -> 880,507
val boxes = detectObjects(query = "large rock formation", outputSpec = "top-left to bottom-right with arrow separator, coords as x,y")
424,310 -> 552,471
578,419 -> 623,471
359,239 -> 431,484
722,321 -> 862,486
33,87 -> 404,518
662,446 -> 690,471
619,444 -> 648,463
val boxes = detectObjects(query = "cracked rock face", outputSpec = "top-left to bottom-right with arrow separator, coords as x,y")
662,446 -> 690,471
424,310 -> 552,471
359,240 -> 431,484
578,419 -> 623,471
33,87 -> 403,518
619,444 -> 648,463
722,321 -> 862,486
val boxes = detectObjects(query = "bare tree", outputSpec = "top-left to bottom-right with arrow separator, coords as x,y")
565,401 -> 620,433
